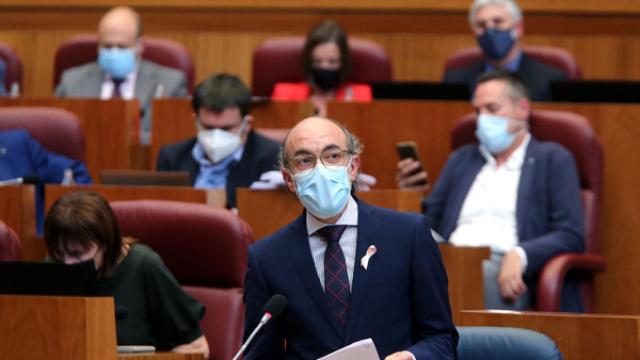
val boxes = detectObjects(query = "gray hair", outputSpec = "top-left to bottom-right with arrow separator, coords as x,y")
468,0 -> 523,28
278,118 -> 364,171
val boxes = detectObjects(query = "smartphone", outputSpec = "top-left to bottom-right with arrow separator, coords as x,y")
396,141 -> 428,185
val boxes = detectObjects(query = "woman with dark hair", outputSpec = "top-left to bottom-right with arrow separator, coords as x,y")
45,191 -> 210,359
272,20 -> 372,116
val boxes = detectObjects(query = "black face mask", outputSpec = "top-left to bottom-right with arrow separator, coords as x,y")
311,68 -> 342,91
73,257 -> 99,285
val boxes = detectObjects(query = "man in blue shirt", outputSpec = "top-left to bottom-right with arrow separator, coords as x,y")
156,74 -> 280,208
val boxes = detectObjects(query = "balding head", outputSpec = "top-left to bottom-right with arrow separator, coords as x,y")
98,6 -> 142,50
281,117 -> 362,194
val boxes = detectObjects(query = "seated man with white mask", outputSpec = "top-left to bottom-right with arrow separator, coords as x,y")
156,73 -> 281,208
397,70 -> 585,311
54,6 -> 188,144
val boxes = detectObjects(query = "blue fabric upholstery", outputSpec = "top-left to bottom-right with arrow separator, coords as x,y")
457,326 -> 563,360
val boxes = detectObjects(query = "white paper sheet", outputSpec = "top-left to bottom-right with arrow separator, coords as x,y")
317,338 -> 380,360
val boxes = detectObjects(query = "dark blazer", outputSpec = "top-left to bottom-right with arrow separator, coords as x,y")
0,129 -> 93,232
424,138 -> 585,307
443,54 -> 566,101
54,60 -> 188,144
156,130 -> 280,208
243,200 -> 458,360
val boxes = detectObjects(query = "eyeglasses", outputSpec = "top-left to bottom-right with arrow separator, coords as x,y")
290,148 -> 351,173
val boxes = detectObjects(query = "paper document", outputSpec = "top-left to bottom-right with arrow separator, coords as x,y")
317,338 -> 380,360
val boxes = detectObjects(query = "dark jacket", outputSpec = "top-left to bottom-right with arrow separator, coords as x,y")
243,200 -> 458,359
444,54 -> 566,101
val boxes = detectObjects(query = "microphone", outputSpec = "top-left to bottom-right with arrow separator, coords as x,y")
231,294 -> 287,360
0,175 -> 40,186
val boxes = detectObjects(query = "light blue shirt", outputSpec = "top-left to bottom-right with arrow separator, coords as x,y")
191,142 -> 244,189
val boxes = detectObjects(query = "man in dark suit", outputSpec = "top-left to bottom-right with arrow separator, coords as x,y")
443,0 -> 565,101
243,117 -> 457,359
156,74 -> 280,208
397,70 -> 584,311
54,6 -> 187,144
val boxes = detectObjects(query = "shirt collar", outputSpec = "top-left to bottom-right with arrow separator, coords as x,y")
306,195 -> 358,236
479,133 -> 531,170
484,50 -> 523,73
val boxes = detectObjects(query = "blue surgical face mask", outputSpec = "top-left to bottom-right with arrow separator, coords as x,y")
475,113 -> 516,154
293,163 -> 352,219
98,47 -> 136,79
477,28 -> 516,60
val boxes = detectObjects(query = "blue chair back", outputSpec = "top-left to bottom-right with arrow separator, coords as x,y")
457,326 -> 563,360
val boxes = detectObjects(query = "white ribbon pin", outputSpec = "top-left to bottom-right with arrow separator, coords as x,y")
360,245 -> 377,270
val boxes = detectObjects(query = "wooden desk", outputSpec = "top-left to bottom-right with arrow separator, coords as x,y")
235,188 -> 422,240
0,295 -> 118,360
0,185 -> 40,260
45,185 -> 226,212
0,98 -> 141,179
459,310 -> 640,360
440,245 -> 490,323
150,99 -> 312,169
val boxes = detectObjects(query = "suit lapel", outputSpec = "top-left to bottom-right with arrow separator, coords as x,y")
344,201 -> 379,341
135,61 -> 156,112
287,213 -> 345,339
85,63 -> 103,97
516,139 -> 537,242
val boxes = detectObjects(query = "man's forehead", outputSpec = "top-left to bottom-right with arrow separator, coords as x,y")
473,80 -> 508,104
475,4 -> 511,21
286,118 -> 347,152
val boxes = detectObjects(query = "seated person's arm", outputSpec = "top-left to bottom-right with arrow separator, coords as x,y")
23,130 -> 92,184
172,335 -> 209,359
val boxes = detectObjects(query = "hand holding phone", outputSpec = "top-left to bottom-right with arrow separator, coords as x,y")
396,141 -> 429,187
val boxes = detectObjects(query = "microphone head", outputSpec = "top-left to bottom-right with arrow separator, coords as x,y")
263,294 -> 287,319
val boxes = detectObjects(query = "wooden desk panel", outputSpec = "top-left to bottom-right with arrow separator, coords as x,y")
0,98 -> 141,179
440,245 -> 490,323
0,295 -> 117,360
460,310 -> 640,360
45,185 -> 225,213
150,99 -> 310,169
0,185 -> 40,261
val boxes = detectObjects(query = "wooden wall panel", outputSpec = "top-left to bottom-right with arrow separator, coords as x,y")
0,6 -> 640,95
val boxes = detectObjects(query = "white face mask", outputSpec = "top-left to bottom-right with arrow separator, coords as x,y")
197,118 -> 247,163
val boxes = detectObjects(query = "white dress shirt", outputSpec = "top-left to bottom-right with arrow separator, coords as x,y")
306,196 -> 358,290
100,65 -> 138,100
450,134 -> 531,269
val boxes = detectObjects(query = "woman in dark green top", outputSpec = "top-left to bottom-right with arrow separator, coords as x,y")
44,191 -> 210,359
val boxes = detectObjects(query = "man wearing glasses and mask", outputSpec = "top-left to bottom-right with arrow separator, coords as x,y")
156,74 -> 280,208
444,0 -> 566,101
55,6 -> 188,144
242,117 -> 457,360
